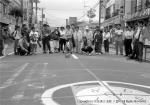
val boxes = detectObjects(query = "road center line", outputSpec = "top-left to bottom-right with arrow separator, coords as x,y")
78,61 -> 126,105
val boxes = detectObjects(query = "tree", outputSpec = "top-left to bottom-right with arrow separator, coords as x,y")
9,7 -> 23,25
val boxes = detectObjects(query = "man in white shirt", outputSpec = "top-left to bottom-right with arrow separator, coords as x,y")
124,26 -> 134,56
103,28 -> 111,53
114,25 -> 124,55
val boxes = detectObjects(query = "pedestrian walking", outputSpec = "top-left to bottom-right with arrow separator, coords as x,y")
114,25 -> 124,55
42,24 -> 51,54
94,29 -> 103,54
103,28 -> 111,53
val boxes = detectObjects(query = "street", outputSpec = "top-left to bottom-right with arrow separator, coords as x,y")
0,52 -> 150,105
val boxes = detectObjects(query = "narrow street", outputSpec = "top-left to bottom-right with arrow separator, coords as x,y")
0,53 -> 150,105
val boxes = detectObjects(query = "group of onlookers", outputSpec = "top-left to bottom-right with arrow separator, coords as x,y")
0,21 -> 150,62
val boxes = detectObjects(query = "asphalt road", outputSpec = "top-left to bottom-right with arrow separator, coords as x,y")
0,52 -> 150,105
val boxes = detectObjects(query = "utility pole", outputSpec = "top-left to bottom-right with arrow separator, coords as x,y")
35,0 -> 38,24
99,0 -> 101,29
21,0 -> 24,25
41,8 -> 44,27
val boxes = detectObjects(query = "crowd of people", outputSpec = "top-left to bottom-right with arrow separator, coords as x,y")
0,21 -> 150,62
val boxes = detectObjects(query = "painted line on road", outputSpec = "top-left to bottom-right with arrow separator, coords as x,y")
41,80 -> 150,105
78,61 -> 126,105
0,63 -> 29,89
0,52 -> 14,59
12,63 -> 40,101
72,54 -> 79,59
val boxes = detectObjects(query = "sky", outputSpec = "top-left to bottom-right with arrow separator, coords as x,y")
38,0 -> 99,27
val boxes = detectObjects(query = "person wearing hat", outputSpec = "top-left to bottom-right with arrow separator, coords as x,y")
83,26 -> 93,47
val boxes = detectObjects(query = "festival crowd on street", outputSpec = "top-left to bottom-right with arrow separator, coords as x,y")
0,20 -> 150,62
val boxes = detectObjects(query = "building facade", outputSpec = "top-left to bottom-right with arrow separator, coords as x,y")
101,0 -> 150,28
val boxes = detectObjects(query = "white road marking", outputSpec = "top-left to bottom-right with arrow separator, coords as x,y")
0,63 -> 29,89
72,54 -> 79,59
0,52 -> 14,59
11,63 -> 40,101
78,61 -> 126,105
41,81 -> 150,105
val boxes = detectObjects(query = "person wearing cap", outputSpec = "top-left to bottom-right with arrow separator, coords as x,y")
83,26 -> 93,47
42,24 -> 51,54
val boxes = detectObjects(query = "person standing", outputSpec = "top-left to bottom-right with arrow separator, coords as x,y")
0,25 -> 4,56
29,27 -> 39,54
13,26 -> 21,55
114,25 -> 124,55
130,22 -> 143,60
83,26 -> 93,47
59,27 -> 66,53
103,28 -> 111,53
94,29 -> 103,54
124,26 -> 134,56
65,25 -> 73,53
42,24 -> 51,54
52,28 -> 60,53
73,26 -> 83,53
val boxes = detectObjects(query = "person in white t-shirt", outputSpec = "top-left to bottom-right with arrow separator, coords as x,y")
114,25 -> 124,55
103,28 -> 111,53
124,26 -> 134,56
29,27 -> 39,54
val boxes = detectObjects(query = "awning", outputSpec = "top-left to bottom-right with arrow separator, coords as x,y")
101,15 -> 121,27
